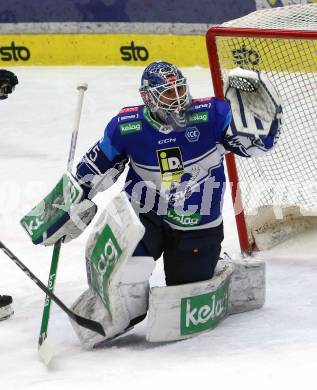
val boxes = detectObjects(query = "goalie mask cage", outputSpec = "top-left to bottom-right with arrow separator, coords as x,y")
206,4 -> 317,253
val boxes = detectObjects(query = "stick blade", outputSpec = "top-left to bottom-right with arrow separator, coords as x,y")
73,313 -> 106,337
38,336 -> 56,366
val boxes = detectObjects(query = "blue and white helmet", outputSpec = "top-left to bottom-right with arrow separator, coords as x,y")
139,61 -> 191,115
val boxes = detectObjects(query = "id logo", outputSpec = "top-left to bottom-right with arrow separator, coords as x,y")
185,127 -> 200,143
157,147 -> 184,190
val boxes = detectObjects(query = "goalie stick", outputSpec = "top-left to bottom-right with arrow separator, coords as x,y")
38,240 -> 61,364
38,83 -> 88,364
0,241 -> 105,336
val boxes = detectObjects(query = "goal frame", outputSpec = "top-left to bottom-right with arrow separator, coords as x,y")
206,26 -> 317,254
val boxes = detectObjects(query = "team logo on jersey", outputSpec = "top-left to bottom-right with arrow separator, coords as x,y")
185,127 -> 200,143
188,111 -> 209,124
119,121 -> 142,135
157,147 -> 184,189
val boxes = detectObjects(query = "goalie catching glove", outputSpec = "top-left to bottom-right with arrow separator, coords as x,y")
20,173 -> 97,246
224,67 -> 283,138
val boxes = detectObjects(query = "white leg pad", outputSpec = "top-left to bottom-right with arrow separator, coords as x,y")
146,262 -> 234,342
146,255 -> 265,342
71,256 -> 155,349
228,256 -> 266,314
120,256 -> 156,321
70,192 -> 156,348
71,288 -> 110,349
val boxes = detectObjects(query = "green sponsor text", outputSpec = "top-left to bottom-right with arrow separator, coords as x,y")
180,281 -> 229,335
20,174 -> 81,243
120,121 -> 142,134
188,111 -> 209,124
166,208 -> 201,227
90,225 -> 123,310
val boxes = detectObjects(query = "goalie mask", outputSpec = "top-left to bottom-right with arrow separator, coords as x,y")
139,61 -> 191,131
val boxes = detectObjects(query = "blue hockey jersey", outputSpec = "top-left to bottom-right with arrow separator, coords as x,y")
76,97 -> 278,230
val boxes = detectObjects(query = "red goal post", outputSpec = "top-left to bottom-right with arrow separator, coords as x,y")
206,5 -> 317,254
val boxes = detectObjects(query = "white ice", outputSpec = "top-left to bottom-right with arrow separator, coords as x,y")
0,66 -> 317,390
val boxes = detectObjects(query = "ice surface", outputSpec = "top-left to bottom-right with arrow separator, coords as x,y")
0,66 -> 317,389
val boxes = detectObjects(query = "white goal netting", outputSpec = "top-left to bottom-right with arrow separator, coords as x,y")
209,4 -> 317,249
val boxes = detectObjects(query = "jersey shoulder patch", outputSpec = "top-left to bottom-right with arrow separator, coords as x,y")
187,97 -> 214,125
117,105 -> 142,121
116,105 -> 144,135
190,97 -> 213,111
119,105 -> 141,115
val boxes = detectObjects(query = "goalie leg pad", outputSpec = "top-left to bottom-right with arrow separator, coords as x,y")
146,261 -> 234,342
146,255 -> 265,342
70,191 -> 154,348
71,256 -> 155,349
228,255 -> 265,314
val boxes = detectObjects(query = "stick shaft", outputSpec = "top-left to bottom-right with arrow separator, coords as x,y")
39,240 -> 61,345
67,85 -> 87,173
39,84 -> 88,350
0,241 -> 105,336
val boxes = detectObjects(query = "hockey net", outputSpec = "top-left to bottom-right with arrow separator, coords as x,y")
206,4 -> 317,251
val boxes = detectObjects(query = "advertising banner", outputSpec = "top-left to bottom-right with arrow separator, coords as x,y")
0,34 -> 208,67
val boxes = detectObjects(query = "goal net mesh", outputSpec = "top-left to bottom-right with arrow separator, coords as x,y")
210,4 -> 317,248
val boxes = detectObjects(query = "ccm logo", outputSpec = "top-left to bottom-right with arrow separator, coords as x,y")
120,41 -> 149,61
0,42 -> 30,61
158,138 -> 176,144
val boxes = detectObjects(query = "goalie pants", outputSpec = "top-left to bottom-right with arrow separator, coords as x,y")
133,210 -> 224,286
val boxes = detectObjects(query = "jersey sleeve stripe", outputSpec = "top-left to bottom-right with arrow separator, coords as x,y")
99,135 -> 120,161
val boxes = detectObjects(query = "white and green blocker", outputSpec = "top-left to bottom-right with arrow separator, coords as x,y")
20,172 -> 97,246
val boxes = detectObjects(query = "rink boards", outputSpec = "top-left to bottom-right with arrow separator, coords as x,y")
0,34 -> 208,67
2,33 -> 317,71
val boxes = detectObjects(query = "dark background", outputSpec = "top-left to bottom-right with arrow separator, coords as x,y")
0,0 -> 256,24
